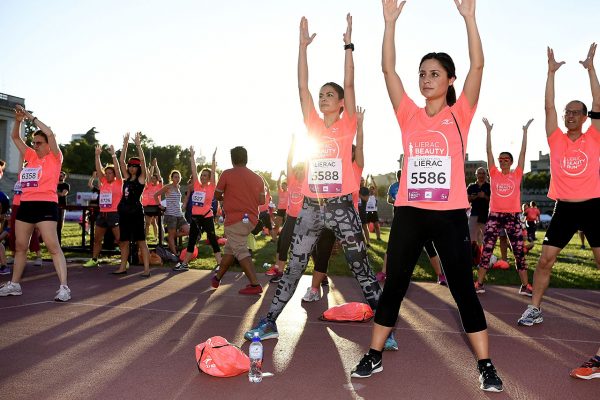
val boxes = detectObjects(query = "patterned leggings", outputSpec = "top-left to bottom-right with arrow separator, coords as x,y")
266,194 -> 381,322
479,212 -> 527,270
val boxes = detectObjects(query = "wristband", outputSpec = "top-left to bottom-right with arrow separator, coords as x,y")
589,110 -> 600,119
344,43 -> 354,51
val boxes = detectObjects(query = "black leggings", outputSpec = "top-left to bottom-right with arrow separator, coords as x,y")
276,216 -> 297,262
375,206 -> 487,333
187,215 -> 220,253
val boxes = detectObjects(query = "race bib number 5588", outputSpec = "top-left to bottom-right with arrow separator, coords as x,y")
308,158 -> 342,194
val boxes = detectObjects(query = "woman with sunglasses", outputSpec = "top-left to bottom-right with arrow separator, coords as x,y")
113,132 -> 151,277
0,105 -> 71,301
474,118 -> 533,296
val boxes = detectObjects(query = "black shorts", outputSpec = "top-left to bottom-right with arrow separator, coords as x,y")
143,205 -> 161,217
96,212 -> 120,228
119,209 -> 146,242
544,198 -> 600,248
276,209 -> 287,218
16,201 -> 59,224
366,211 -> 379,223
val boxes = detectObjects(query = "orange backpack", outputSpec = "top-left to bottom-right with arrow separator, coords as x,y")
320,302 -> 374,322
195,336 -> 250,377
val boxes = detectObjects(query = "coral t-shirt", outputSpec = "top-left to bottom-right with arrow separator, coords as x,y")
215,166 -> 264,226
489,166 -> 522,213
99,177 -> 123,213
142,182 -> 163,206
547,125 -> 600,200
20,148 -> 63,203
191,179 -> 215,217
394,93 -> 476,210
286,174 -> 304,218
525,207 -> 540,222
302,107 -> 358,198
277,188 -> 289,210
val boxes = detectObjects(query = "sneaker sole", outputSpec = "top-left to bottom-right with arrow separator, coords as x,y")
350,366 -> 383,378
475,290 -> 485,294
244,332 -> 279,341
517,317 -> 543,326
519,292 -> 533,297
480,384 -> 503,392
572,372 -> 600,380
0,291 -> 22,296
55,296 -> 71,302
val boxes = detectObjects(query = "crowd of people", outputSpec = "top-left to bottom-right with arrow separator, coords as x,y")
1,0 -> 599,391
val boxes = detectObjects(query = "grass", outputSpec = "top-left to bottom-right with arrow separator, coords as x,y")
58,222 -> 600,290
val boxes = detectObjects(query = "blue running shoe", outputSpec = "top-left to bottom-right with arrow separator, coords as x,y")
383,332 -> 398,351
244,317 -> 279,341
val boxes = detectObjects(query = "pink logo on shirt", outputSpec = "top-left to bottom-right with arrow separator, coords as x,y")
316,137 -> 340,158
495,180 -> 515,197
408,131 -> 448,157
561,149 -> 588,176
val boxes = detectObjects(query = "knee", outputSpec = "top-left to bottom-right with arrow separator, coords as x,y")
537,253 -> 556,271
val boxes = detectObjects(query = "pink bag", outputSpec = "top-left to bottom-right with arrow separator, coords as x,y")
320,302 -> 374,322
195,336 -> 250,377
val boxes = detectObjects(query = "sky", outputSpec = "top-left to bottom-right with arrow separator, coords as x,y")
1,0 -> 599,175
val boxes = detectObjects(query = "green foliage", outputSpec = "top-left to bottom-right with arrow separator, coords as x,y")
522,171 -> 550,190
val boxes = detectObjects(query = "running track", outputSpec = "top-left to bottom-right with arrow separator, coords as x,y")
0,262 -> 598,399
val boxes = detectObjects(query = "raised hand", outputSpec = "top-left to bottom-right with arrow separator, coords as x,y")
343,13 -> 352,45
134,132 -> 142,146
454,0 -> 475,18
299,17 -> 316,47
108,145 -> 116,156
189,145 -> 195,158
523,119 -> 534,130
382,0 -> 406,22
151,157 -> 158,166
482,117 -> 493,131
14,105 -> 26,122
356,106 -> 366,124
580,42 -> 597,71
547,47 -> 565,73
95,144 -> 102,156
212,147 -> 217,161
123,132 -> 130,145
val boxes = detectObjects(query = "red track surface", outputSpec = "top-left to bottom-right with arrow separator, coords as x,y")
0,263 -> 598,400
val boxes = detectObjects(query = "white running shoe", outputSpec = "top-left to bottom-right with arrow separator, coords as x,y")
54,285 -> 71,302
301,287 -> 321,302
0,281 -> 22,296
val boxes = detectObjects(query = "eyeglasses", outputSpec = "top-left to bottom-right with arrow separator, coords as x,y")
564,109 -> 583,116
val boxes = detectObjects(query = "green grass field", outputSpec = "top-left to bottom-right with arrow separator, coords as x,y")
59,222 -> 600,290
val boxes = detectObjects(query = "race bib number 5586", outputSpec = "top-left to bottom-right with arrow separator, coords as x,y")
406,156 -> 450,202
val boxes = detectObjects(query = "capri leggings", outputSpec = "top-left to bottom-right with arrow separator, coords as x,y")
276,215 -> 297,262
187,215 -> 220,253
375,206 -> 487,333
479,212 -> 526,270
267,194 -> 380,321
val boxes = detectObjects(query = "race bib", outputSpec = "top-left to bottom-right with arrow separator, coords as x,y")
308,158 -> 342,194
366,196 -> 377,212
20,167 -> 41,188
406,156 -> 451,202
192,191 -> 206,207
99,192 -> 113,208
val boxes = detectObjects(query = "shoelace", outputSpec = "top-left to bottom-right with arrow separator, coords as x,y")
357,354 -> 376,369
480,365 -> 500,382
520,307 -> 537,318
580,358 -> 600,368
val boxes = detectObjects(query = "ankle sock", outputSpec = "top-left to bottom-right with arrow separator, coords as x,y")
368,348 -> 382,361
478,358 -> 492,368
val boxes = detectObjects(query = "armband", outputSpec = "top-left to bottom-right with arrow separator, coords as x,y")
344,43 -> 354,51
588,110 -> 600,119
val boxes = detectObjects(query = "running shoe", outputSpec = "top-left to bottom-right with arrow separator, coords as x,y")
83,259 -> 99,268
239,284 -> 263,295
54,285 -> 71,302
570,357 -> 600,380
478,361 -> 503,392
301,287 -> 321,302
517,305 -> 543,326
0,265 -> 11,275
173,262 -> 189,272
269,271 -> 283,283
437,274 -> 447,286
383,332 -> 398,351
474,281 -> 485,294
211,275 -> 220,289
518,284 -> 533,297
350,353 -> 383,378
244,317 -> 279,341
0,281 -> 22,296
265,265 -> 279,276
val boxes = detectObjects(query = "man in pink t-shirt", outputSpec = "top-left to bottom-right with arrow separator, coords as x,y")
518,44 -> 600,328
212,146 -> 265,295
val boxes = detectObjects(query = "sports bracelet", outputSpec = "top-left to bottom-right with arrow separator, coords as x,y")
588,110 -> 600,119
344,43 -> 354,51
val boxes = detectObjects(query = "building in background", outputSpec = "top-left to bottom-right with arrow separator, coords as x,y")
0,93 -> 26,174
530,151 -> 550,173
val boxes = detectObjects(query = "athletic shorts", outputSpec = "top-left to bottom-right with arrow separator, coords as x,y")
143,205 -> 161,217
544,198 -> 600,248
96,212 -> 119,228
164,215 -> 188,230
16,201 -> 58,224
223,220 -> 254,260
366,211 -> 379,223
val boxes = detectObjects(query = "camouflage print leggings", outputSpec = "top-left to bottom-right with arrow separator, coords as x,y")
266,194 -> 381,321
479,212 -> 527,270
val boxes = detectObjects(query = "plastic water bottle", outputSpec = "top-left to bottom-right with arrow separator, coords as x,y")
248,332 -> 263,383
242,213 -> 249,224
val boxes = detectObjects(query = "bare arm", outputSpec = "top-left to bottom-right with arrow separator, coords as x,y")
88,171 -> 97,189
343,13 -> 356,117
545,47 -> 565,136
108,145 -> 122,180
517,119 -> 533,170
211,148 -> 217,185
298,17 -> 317,124
354,106 -> 365,168
482,118 -> 495,169
152,158 -> 162,182
455,0 -> 484,107
287,135 -> 296,177
134,132 -> 147,184
153,184 -> 169,203
189,146 -> 199,184
119,133 -> 130,179
381,0 -> 407,110
95,145 -> 105,180
580,43 -> 600,131
18,106 -> 61,155
11,106 -> 28,155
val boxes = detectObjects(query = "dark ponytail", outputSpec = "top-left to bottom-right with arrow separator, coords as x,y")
420,52 -> 457,106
